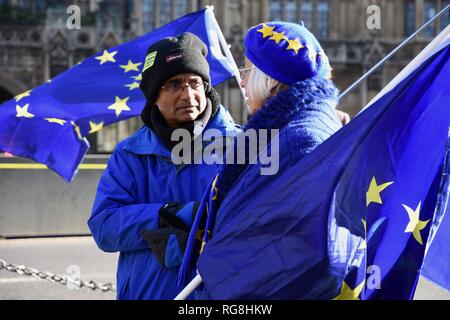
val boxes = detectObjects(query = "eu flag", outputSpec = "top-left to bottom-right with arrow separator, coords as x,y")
179,27 -> 450,299
0,8 -> 235,182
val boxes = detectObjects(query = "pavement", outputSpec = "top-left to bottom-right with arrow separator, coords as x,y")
0,236 -> 449,300
0,236 -> 117,300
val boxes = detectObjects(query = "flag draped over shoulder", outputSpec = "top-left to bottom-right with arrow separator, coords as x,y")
0,8 -> 235,182
179,27 -> 450,299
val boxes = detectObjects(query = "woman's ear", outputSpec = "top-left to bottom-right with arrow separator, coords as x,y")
268,79 -> 280,97
269,82 -> 289,97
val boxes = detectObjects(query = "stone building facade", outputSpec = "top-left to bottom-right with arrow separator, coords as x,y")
0,0 -> 448,152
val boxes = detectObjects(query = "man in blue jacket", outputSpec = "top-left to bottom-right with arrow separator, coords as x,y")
88,33 -> 239,300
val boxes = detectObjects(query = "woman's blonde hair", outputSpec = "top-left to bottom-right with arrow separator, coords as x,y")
246,62 -> 332,104
246,65 -> 289,103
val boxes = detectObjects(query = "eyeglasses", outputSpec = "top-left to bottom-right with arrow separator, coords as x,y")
161,78 -> 206,93
238,67 -> 255,80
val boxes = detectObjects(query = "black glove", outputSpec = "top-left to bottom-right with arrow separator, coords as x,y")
141,201 -> 199,268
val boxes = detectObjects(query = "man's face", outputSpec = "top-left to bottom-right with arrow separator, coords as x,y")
155,73 -> 207,128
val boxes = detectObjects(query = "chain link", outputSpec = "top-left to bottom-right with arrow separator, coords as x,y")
0,259 -> 116,292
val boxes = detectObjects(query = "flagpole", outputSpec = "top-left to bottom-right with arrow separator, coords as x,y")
339,4 -> 449,100
205,6 -> 247,101
174,274 -> 203,300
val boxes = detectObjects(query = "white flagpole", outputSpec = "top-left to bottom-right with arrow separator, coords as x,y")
174,274 -> 203,300
205,6 -> 247,100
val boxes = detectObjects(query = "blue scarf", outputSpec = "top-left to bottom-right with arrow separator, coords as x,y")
216,76 -> 339,199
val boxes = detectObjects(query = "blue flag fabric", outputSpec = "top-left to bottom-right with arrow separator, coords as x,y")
179,33 -> 450,299
0,8 -> 235,182
421,136 -> 450,292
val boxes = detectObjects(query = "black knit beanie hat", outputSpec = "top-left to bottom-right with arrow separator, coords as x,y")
139,32 -> 211,106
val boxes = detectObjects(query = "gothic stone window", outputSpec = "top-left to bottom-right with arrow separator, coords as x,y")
269,0 -> 282,20
285,0 -> 297,22
143,0 -> 155,31
316,0 -> 329,38
368,69 -> 383,92
439,0 -> 449,32
142,0 -> 190,32
423,0 -> 449,37
49,32 -> 69,78
424,0 -> 437,37
301,0 -> 313,29
269,0 -> 329,38
160,0 -> 172,26
176,0 -> 189,18
404,0 -> 415,37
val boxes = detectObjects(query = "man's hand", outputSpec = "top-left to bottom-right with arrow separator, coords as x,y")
335,109 -> 351,125
141,202 -> 199,268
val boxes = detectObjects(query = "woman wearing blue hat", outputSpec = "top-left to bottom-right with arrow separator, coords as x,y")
179,21 -> 345,298
213,21 -> 343,226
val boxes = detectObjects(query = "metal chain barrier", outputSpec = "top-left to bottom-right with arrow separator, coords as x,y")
0,259 -> 116,292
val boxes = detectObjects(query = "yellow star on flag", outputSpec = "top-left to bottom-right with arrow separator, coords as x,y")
366,177 -> 393,207
124,82 -> 140,91
199,230 -> 211,254
200,241 -> 206,254
72,122 -> 83,140
269,31 -> 287,44
286,38 -> 304,54
16,104 -> 34,118
403,202 -> 430,245
211,174 -> 219,200
120,60 -> 142,73
257,23 -> 275,38
44,118 -> 66,126
88,121 -> 104,134
95,50 -> 118,65
132,74 -> 142,81
15,90 -> 31,102
334,281 -> 365,300
107,96 -> 131,117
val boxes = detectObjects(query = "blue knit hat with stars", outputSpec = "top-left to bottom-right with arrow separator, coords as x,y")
244,21 -> 331,85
